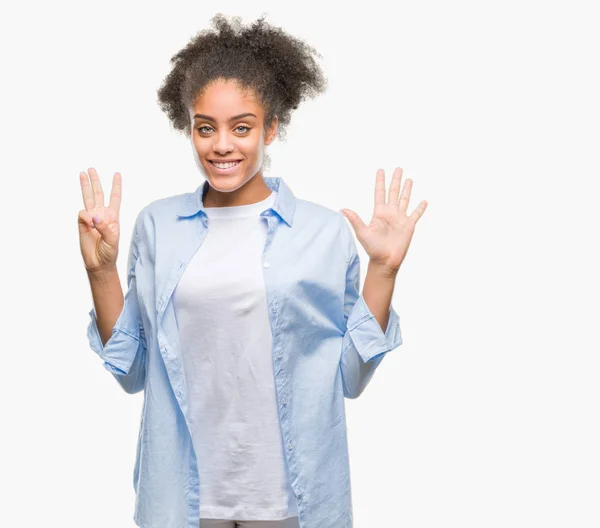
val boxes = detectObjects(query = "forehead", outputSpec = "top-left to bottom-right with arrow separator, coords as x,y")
192,79 -> 263,117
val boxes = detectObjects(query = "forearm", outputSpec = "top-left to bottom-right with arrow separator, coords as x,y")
362,261 -> 398,333
87,266 -> 124,346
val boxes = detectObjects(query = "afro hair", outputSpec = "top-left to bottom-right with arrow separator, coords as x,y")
157,13 -> 328,168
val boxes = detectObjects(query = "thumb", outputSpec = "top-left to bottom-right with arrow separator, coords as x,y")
92,214 -> 109,237
91,214 -> 119,244
339,208 -> 364,233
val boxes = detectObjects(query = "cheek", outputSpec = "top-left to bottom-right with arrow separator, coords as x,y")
192,134 -> 263,159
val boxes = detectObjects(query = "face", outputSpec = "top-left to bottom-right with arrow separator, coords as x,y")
189,78 -> 277,200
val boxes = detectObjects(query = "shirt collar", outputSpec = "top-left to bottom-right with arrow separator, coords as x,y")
176,176 -> 296,227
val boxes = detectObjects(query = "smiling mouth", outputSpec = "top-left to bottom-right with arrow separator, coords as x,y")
208,160 -> 243,174
209,160 -> 242,166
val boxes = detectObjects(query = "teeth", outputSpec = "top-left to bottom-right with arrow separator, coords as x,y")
212,161 -> 240,168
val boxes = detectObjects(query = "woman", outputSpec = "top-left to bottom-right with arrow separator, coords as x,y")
78,13 -> 427,528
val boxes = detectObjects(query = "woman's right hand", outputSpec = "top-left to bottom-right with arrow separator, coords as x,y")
78,168 -> 123,274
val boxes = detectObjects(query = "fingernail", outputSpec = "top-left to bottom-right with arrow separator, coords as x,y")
93,215 -> 101,223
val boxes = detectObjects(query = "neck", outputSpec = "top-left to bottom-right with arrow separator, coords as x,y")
203,174 -> 272,207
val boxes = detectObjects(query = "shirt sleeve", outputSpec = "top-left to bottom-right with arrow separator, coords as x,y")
338,214 -> 403,399
87,216 -> 147,394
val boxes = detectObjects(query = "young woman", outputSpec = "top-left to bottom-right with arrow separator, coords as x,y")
78,14 -> 427,528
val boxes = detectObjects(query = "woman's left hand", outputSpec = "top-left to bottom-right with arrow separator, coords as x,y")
340,167 -> 428,276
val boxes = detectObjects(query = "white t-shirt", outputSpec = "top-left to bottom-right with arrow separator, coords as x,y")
172,188 -> 298,520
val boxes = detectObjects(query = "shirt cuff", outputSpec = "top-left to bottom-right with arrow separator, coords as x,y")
87,306 -> 141,376
344,293 -> 403,363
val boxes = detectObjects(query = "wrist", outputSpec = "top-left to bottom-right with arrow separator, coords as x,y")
367,260 -> 399,280
87,265 -> 118,282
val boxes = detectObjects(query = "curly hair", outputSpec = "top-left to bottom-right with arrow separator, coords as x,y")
157,13 -> 328,167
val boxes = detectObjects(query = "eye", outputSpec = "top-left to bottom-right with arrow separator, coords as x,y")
196,125 -> 250,134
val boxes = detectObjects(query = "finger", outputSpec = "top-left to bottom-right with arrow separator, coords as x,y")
78,209 -> 96,231
388,167 -> 403,206
89,212 -> 108,237
340,208 -> 366,233
375,169 -> 386,207
108,172 -> 122,219
398,178 -> 413,214
409,200 -> 428,223
87,167 -> 105,209
80,172 -> 95,212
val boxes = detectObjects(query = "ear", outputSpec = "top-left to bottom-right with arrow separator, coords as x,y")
264,115 -> 278,145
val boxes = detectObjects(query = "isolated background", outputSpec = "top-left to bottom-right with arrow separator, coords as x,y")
1,1 -> 599,527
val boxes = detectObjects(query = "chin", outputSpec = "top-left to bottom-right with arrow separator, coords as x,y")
205,171 -> 255,193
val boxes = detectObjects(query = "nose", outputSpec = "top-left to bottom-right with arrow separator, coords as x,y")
213,131 -> 234,155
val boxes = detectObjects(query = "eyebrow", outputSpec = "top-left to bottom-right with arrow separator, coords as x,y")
193,112 -> 257,122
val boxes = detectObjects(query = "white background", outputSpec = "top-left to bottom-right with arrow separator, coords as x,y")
1,1 -> 599,527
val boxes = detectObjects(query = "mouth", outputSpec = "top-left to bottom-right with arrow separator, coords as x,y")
208,160 -> 243,174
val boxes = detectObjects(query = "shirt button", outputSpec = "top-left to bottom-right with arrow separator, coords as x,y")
271,306 -> 276,313
287,441 -> 293,450
276,351 -> 282,358
281,396 -> 287,404
263,262 -> 270,268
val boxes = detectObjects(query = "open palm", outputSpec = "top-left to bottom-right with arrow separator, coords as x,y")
78,168 -> 123,273
340,167 -> 428,274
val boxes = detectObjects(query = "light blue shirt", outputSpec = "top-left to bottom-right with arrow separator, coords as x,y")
87,176 -> 403,528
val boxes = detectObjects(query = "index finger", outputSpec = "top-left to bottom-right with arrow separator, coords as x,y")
108,172 -> 122,218
375,169 -> 386,207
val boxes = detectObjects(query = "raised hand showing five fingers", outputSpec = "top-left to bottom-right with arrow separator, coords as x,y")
340,167 -> 428,275
77,168 -> 123,273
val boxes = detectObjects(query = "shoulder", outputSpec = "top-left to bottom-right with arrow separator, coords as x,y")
294,197 -> 346,231
132,189 -> 193,241
293,197 -> 352,260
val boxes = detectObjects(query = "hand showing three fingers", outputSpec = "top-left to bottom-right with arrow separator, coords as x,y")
340,167 -> 428,276
78,168 -> 123,273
